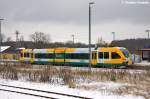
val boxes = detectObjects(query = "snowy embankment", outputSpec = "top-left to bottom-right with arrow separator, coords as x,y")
0,79 -> 144,99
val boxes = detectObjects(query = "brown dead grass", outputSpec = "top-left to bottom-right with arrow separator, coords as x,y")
0,63 -> 150,98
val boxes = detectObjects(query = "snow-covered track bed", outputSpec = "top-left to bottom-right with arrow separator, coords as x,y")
0,83 -> 91,99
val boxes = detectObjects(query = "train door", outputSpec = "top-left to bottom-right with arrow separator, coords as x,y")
103,52 -> 111,63
92,51 -> 97,65
98,52 -> 110,67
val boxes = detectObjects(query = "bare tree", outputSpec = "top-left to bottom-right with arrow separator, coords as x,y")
6,37 -> 12,42
30,32 -> 51,43
96,37 -> 106,47
30,32 -> 51,48
1,33 -> 6,42
20,35 -> 24,41
66,40 -> 73,44
0,33 -> 12,42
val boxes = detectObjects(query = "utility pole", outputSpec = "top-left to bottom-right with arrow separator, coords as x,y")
145,30 -> 150,39
89,2 -> 95,71
71,34 -> 75,44
15,30 -> 20,48
112,32 -> 115,41
15,30 -> 20,42
0,18 -> 4,60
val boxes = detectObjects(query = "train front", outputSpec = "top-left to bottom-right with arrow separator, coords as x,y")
119,47 -> 133,66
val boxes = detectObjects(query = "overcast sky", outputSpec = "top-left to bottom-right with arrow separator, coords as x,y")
0,0 -> 150,44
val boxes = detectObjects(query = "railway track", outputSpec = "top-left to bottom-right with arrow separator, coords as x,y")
1,60 -> 150,70
0,84 -> 91,99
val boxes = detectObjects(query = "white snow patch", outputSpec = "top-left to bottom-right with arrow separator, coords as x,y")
0,46 -> 10,52
135,61 -> 150,66
0,79 -> 144,99
78,81 -> 128,90
0,91 -> 45,99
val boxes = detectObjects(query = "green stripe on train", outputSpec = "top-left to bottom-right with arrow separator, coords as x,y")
96,63 -> 127,68
33,61 -> 53,65
32,61 -> 127,68
33,61 -> 65,65
65,62 -> 89,66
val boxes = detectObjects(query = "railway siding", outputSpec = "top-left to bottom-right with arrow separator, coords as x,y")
0,84 -> 91,99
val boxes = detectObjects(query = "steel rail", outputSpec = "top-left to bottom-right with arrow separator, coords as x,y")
0,84 -> 91,99
0,88 -> 56,99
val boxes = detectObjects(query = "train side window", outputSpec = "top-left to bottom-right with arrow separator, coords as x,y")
35,53 -> 54,59
45,54 -> 49,58
24,53 -> 29,57
104,52 -> 109,59
80,53 -> 89,59
112,52 -> 121,59
55,53 -> 64,59
65,53 -> 89,59
48,54 -> 54,58
35,54 -> 39,58
26,53 -> 30,57
24,53 -> 27,57
31,53 -> 34,58
24,53 -> 26,57
98,52 -> 103,59
21,53 -> 23,57
65,54 -> 71,59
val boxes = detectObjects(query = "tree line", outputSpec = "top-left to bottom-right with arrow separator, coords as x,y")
5,30 -> 149,54
1,31 -> 110,49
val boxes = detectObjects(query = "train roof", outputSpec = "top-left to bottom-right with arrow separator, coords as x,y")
97,47 -> 127,51
23,47 -> 128,53
33,48 -> 54,53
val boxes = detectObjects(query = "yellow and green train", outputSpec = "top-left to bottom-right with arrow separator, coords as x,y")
19,47 -> 132,68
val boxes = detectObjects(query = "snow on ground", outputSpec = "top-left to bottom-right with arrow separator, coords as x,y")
0,91 -> 45,99
134,61 -> 150,66
0,46 -> 10,52
0,79 -> 144,99
78,81 -> 128,90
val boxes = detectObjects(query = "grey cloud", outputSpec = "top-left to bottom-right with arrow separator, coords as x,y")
0,0 -> 150,24
94,0 -> 150,24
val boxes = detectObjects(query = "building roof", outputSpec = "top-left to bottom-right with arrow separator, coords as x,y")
0,46 -> 10,52
138,49 -> 150,51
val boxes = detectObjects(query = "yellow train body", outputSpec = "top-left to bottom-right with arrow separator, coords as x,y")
0,53 -> 19,60
20,47 -> 132,68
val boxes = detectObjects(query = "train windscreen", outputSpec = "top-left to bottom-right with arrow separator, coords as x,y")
120,48 -> 129,58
